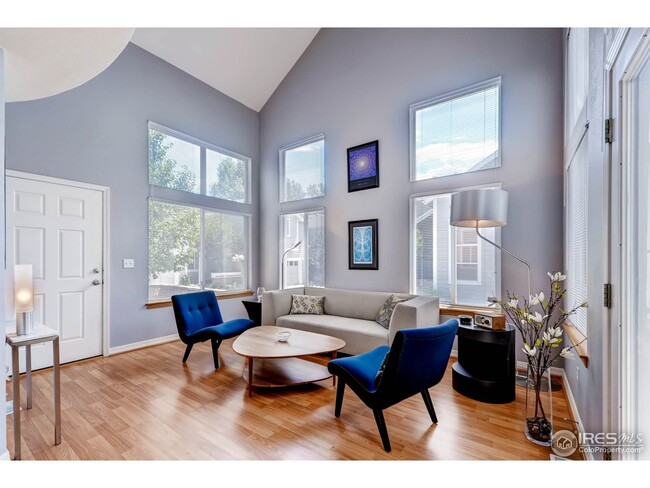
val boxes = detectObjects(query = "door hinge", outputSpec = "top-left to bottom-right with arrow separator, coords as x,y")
605,118 -> 614,144
604,283 -> 612,308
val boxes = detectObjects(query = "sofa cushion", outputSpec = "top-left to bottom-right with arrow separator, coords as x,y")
303,287 -> 394,321
276,314 -> 389,355
289,294 -> 325,315
375,294 -> 411,329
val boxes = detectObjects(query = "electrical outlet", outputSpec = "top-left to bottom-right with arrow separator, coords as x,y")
123,258 -> 135,269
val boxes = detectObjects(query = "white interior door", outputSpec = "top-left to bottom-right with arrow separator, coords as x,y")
5,175 -> 104,372
607,28 -> 650,460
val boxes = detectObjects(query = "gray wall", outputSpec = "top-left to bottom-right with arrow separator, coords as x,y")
5,43 -> 260,348
1,48 -> 7,459
260,29 -> 565,353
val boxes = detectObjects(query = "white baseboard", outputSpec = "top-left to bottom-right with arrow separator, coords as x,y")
0,449 -> 10,461
560,369 -> 593,460
108,334 -> 179,356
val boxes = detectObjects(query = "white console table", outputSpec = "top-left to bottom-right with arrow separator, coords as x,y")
5,325 -> 61,460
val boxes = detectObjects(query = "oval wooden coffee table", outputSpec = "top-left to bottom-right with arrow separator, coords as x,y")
232,326 -> 346,397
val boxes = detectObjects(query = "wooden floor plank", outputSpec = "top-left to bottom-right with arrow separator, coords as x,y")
5,338 -> 583,460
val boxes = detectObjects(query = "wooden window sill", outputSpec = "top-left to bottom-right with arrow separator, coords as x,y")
146,290 -> 254,309
562,322 -> 589,368
440,304 -> 503,316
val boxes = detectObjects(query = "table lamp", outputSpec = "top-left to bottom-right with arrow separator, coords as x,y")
15,264 -> 34,336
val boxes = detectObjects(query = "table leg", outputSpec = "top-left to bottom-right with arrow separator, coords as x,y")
26,345 -> 32,410
53,337 -> 61,445
332,351 -> 337,387
12,346 -> 21,461
248,357 -> 253,398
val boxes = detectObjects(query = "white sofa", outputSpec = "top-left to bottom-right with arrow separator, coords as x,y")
261,287 -> 439,355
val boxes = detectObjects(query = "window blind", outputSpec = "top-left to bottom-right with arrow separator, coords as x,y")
566,138 -> 589,336
411,78 -> 500,181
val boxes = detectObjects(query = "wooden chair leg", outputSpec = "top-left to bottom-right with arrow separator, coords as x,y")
182,343 -> 193,363
211,339 -> 222,369
373,409 -> 391,452
421,390 -> 438,424
334,379 -> 345,418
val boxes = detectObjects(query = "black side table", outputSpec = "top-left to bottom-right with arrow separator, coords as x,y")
452,323 -> 515,404
242,298 -> 262,327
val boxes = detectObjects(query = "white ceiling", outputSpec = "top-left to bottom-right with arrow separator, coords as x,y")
0,28 -> 135,102
131,28 -> 320,112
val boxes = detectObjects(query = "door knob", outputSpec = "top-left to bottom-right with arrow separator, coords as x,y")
92,268 -> 100,274
92,279 -> 101,286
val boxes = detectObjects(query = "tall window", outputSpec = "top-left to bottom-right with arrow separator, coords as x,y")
148,122 -> 251,301
280,209 -> 325,288
410,77 -> 501,181
564,28 -> 590,336
411,185 -> 500,306
279,134 -> 325,203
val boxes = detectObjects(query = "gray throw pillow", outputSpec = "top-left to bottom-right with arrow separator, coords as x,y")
375,294 -> 411,329
290,294 -> 325,315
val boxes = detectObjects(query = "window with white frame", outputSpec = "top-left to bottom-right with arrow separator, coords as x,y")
148,122 -> 251,301
410,77 -> 501,181
564,28 -> 590,336
456,227 -> 481,285
279,134 -> 325,203
149,122 -> 250,203
411,185 -> 500,306
280,209 -> 325,288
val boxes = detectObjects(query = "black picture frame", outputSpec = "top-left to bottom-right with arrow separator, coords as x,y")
348,219 -> 378,270
347,140 -> 379,192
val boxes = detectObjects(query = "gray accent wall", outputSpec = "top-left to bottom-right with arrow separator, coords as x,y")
5,43 -> 260,348
1,48 -> 8,459
259,29 -> 565,357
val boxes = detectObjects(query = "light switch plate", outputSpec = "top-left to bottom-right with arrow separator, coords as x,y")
123,258 -> 135,269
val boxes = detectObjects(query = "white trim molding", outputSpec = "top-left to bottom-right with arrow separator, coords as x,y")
109,334 -> 179,356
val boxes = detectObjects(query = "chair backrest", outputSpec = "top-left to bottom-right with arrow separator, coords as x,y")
376,319 -> 458,403
171,291 -> 224,339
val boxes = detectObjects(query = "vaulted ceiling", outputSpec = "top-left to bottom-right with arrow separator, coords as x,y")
131,28 -> 320,111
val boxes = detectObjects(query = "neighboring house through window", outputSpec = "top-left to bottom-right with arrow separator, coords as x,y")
411,184 -> 500,307
280,209 -> 325,289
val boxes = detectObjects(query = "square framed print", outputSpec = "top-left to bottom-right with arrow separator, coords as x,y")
347,140 -> 379,192
348,219 -> 378,270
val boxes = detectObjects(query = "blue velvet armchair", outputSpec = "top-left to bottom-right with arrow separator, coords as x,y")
171,291 -> 256,369
327,319 -> 459,452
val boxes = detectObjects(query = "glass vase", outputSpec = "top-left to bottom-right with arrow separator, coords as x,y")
525,365 -> 553,446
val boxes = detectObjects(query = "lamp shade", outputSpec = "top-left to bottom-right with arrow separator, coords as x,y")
14,264 -> 34,313
450,189 -> 509,228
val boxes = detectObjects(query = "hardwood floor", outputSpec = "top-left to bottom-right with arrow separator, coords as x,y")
5,338 -> 582,460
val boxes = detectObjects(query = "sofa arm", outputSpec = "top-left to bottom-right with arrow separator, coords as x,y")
388,296 -> 440,344
261,288 -> 305,325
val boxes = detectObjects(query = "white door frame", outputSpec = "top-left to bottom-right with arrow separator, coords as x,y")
604,28 -> 650,456
6,170 -> 111,357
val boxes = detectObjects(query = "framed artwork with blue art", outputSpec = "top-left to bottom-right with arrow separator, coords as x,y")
348,219 -> 378,270
347,140 -> 379,192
